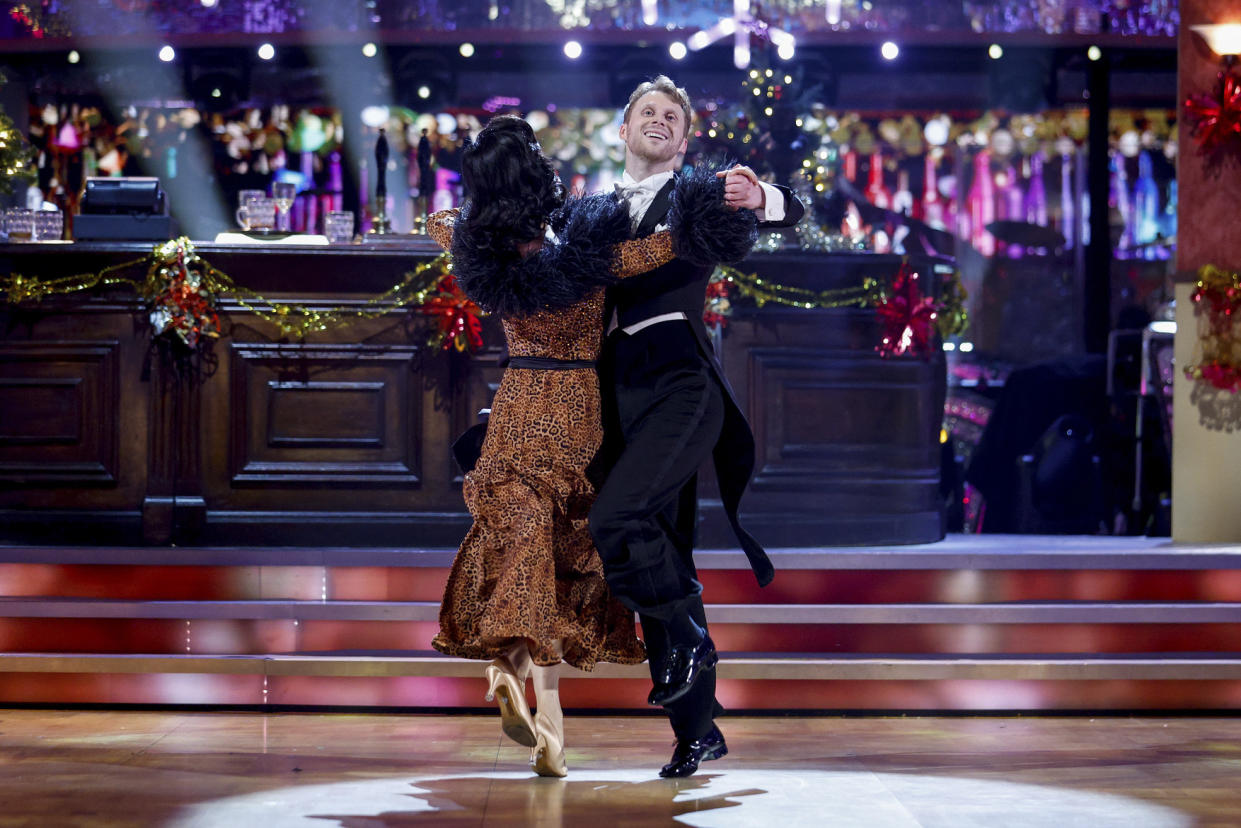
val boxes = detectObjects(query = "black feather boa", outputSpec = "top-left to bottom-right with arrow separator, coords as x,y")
667,162 -> 759,266
450,193 -> 631,317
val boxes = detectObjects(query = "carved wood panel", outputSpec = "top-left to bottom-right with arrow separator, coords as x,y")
0,341 -> 120,486
229,343 -> 423,487
746,346 -> 940,491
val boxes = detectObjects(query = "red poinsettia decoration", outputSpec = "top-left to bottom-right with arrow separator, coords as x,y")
420,274 -> 484,351
874,261 -> 938,358
146,239 -> 221,350
1185,72 -> 1241,157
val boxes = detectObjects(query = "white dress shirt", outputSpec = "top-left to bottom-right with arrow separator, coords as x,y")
609,168 -> 784,335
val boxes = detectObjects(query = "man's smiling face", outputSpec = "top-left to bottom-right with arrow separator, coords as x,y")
620,91 -> 689,167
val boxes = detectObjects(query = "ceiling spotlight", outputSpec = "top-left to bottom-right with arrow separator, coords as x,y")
669,42 -> 687,60
988,43 -> 1003,59
777,41 -> 795,60
459,42 -> 475,58
158,45 -> 175,63
881,41 -> 899,61
211,88 -> 222,98
257,43 -> 275,61
67,50 -> 80,64
563,40 -> 582,59
362,42 -> 378,58
200,0 -> 217,6
1087,45 -> 1102,61
417,85 -> 431,100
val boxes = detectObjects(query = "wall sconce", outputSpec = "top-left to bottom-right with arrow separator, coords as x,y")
1191,23 -> 1241,66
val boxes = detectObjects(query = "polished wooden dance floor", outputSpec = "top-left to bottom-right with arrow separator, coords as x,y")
1,709 -> 1237,826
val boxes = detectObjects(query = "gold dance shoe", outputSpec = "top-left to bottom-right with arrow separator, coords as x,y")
485,660 -> 537,747
530,711 -> 567,778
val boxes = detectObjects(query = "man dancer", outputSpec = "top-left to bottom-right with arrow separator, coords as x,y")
589,76 -> 804,778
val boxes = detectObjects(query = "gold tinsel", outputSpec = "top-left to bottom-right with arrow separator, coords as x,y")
713,263 -> 883,311
165,243 -> 457,341
712,261 -> 968,340
1,237 -> 462,343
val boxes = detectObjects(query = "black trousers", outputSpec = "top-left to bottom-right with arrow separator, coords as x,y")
589,322 -> 726,741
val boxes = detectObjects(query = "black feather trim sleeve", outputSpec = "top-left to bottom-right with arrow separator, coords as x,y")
450,194 -> 632,317
667,163 -> 759,266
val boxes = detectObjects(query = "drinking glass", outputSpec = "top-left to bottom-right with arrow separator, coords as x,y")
235,197 -> 277,232
4,207 -> 34,242
238,189 -> 266,210
272,182 -> 296,232
33,208 -> 64,242
324,211 -> 355,244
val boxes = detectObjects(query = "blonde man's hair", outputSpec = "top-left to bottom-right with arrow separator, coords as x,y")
623,75 -> 692,141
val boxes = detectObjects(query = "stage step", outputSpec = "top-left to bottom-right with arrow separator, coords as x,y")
2,537 -> 1240,710
2,597 -> 1240,624
4,651 -> 1241,681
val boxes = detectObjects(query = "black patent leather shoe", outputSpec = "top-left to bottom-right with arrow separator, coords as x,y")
659,725 -> 728,778
647,635 -> 718,707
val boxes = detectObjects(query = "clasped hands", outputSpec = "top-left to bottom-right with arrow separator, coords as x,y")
717,165 -> 765,212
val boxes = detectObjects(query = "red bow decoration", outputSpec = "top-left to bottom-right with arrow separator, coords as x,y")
874,261 -> 937,358
420,274 -> 484,352
1185,265 -> 1241,393
702,274 -> 733,329
1185,72 -> 1241,156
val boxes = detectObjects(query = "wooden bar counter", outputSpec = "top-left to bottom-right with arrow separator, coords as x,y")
0,240 -> 948,548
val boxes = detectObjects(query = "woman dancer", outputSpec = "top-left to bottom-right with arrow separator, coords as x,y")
429,115 -> 755,777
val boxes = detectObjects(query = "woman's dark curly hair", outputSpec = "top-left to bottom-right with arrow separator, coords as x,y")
460,115 -> 565,259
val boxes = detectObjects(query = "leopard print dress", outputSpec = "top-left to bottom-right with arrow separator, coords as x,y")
429,210 -> 673,669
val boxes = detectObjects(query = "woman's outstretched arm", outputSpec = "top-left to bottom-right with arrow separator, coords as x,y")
612,230 -> 674,279
427,208 -> 459,251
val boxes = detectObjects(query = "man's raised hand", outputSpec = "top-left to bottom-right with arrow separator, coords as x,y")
716,165 -> 765,212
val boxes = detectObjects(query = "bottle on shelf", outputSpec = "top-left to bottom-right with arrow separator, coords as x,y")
967,150 -> 995,256
922,151 -> 946,229
1134,150 -> 1161,250
892,168 -> 914,217
1024,152 -> 1048,228
865,151 -> 891,210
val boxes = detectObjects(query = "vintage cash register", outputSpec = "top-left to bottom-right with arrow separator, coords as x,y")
74,177 -> 179,241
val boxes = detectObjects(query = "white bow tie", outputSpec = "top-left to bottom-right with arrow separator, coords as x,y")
614,181 -> 650,200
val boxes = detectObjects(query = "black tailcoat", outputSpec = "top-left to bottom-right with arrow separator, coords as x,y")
602,178 -> 805,588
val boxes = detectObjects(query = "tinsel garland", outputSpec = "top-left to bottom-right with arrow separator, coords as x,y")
1185,264 -> 1241,393
708,260 -> 968,359
710,263 -> 883,312
1,237 -> 485,352
5,237 -> 968,361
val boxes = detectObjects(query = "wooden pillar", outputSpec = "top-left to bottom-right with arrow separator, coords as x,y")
141,344 -> 206,544
1173,0 -> 1241,542
1084,48 -> 1112,355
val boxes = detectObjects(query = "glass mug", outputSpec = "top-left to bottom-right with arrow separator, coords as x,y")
237,189 -> 266,208
34,208 -> 64,242
324,210 -> 355,244
236,197 -> 277,232
4,207 -> 34,242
